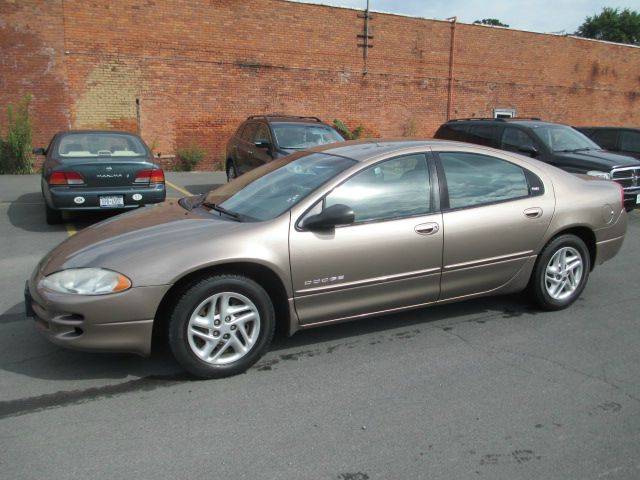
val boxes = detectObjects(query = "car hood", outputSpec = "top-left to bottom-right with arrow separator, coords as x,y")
553,149 -> 640,170
35,200 -> 291,287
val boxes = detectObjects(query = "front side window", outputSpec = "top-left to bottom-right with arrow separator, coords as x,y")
469,125 -> 501,147
254,123 -> 271,143
56,133 -> 147,158
439,152 -> 529,209
590,129 -> 618,150
620,131 -> 640,153
324,154 -> 431,223
501,127 -> 536,153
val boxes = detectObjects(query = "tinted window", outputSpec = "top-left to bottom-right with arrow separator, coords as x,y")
56,133 -> 146,158
435,123 -> 469,142
254,123 -> 271,143
501,127 -> 536,153
325,154 -> 431,223
620,131 -> 640,153
241,123 -> 258,142
590,130 -> 618,150
439,152 -> 529,209
469,125 -> 501,147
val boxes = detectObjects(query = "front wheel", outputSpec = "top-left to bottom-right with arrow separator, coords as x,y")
168,275 -> 275,378
528,234 -> 590,310
226,161 -> 237,182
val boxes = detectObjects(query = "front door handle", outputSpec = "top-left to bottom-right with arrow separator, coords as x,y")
524,207 -> 543,219
415,222 -> 440,235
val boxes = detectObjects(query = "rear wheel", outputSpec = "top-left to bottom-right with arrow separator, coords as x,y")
529,234 -> 590,310
168,275 -> 275,378
45,204 -> 63,225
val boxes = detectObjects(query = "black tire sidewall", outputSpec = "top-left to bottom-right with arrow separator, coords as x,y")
226,161 -> 237,182
169,275 -> 275,379
531,234 -> 590,310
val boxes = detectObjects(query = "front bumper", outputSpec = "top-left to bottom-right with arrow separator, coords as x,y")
25,278 -> 171,356
47,184 -> 166,211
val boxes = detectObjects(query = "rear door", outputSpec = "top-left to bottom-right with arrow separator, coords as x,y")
435,149 -> 554,300
289,153 -> 443,325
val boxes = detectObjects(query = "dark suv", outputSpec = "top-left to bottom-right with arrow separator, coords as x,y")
577,127 -> 640,160
225,115 -> 344,180
434,118 -> 640,211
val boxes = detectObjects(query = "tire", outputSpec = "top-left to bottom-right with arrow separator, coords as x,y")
45,204 -> 63,225
226,160 -> 237,182
528,234 -> 590,311
168,274 -> 275,379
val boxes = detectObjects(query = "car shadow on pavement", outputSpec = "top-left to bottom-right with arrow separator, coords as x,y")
5,193 -> 61,233
1,293 -> 537,382
184,183 -> 224,195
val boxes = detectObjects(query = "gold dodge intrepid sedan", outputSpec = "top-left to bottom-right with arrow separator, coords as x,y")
26,139 -> 627,378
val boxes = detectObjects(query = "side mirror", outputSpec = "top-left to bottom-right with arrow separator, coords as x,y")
32,148 -> 46,155
255,140 -> 271,149
518,145 -> 539,157
300,204 -> 355,230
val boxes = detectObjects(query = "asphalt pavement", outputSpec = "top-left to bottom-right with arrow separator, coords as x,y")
1,173 -> 639,480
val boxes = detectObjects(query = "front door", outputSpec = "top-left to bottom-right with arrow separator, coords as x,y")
289,153 -> 443,325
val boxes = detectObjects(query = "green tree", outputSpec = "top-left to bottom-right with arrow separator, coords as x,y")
575,7 -> 640,45
0,94 -> 33,174
473,18 -> 509,27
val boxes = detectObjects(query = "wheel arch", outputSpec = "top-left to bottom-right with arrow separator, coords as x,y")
544,226 -> 596,271
151,262 -> 291,351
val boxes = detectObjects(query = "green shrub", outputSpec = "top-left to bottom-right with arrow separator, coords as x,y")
333,119 -> 365,140
0,94 -> 33,174
176,143 -> 207,171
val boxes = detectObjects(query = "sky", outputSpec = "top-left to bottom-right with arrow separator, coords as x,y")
290,1 -> 640,34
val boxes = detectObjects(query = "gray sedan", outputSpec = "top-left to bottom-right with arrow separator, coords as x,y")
26,140 -> 626,378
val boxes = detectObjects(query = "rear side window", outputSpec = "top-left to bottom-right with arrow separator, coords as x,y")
435,123 -> 469,142
439,152 -> 529,209
468,125 -> 501,147
325,154 -> 431,223
254,123 -> 271,143
590,130 -> 619,150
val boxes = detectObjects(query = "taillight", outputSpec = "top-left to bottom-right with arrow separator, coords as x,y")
49,171 -> 85,185
134,169 -> 165,184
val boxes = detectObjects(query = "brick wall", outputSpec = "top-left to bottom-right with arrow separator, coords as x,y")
1,0 -> 639,170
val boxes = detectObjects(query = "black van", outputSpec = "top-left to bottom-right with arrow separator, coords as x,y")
434,118 -> 640,211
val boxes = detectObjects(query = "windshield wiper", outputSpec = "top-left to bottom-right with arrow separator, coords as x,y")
200,201 -> 241,221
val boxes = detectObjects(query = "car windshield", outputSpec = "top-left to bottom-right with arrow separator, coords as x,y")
56,133 -> 147,158
531,125 -> 600,153
204,151 -> 356,221
272,124 -> 344,149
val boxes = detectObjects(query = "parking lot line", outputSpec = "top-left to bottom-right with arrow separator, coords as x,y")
65,222 -> 77,237
166,180 -> 192,197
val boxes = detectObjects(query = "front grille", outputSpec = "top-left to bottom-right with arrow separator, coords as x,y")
611,167 -> 640,190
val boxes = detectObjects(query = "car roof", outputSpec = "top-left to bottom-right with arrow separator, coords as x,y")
445,118 -> 570,128
246,115 -> 325,124
306,138 -> 471,162
56,130 -> 142,136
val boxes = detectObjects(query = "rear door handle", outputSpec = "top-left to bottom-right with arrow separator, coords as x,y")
524,207 -> 543,219
415,222 -> 440,235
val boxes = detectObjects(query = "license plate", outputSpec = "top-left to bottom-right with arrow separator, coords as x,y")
99,195 -> 124,208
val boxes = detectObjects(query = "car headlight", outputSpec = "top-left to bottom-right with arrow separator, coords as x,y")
586,170 -> 611,180
41,268 -> 131,295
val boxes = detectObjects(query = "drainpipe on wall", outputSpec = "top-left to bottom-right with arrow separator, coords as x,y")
446,16 -> 457,121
